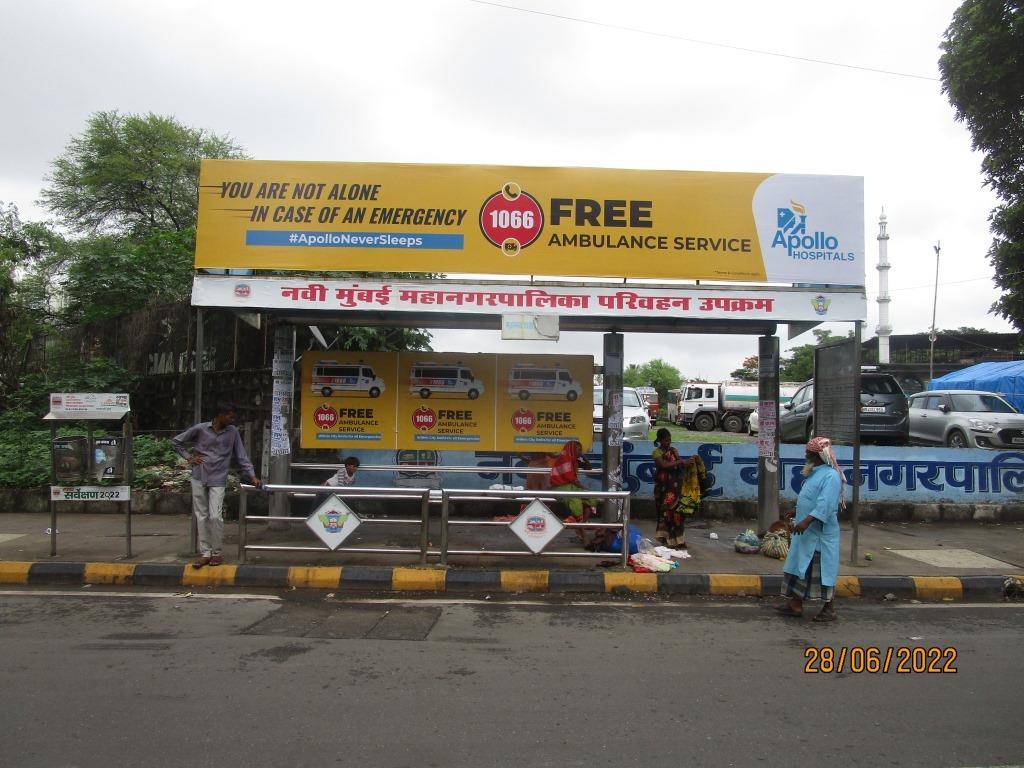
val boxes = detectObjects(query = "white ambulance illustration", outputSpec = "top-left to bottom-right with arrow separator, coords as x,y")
508,364 -> 581,401
311,360 -> 385,398
409,362 -> 485,399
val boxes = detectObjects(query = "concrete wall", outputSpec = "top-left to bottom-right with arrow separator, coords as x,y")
310,442 -> 1024,505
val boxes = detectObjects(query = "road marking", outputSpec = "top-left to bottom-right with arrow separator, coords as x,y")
0,589 -> 280,601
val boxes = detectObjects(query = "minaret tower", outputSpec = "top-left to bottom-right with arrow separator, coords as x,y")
876,209 -> 892,364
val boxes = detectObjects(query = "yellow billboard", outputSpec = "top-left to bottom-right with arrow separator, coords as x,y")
495,355 -> 593,452
299,352 -> 398,450
195,160 -> 865,285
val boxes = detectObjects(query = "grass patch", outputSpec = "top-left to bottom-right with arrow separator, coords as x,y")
648,423 -> 754,444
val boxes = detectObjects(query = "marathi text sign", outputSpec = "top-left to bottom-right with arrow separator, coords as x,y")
195,160 -> 864,286
300,352 -> 593,451
50,486 -> 131,502
193,277 -> 866,323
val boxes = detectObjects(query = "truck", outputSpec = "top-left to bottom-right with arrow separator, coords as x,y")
667,381 -> 801,433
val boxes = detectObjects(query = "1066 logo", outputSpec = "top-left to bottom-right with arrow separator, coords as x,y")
479,182 -> 544,257
313,405 -> 339,429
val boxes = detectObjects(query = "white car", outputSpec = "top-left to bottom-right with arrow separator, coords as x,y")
593,387 -> 651,441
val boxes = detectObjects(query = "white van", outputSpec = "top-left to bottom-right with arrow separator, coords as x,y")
409,363 -> 485,399
508,364 -> 582,401
311,361 -> 386,398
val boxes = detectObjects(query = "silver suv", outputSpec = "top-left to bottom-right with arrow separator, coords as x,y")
593,387 -> 651,440
908,390 -> 1024,449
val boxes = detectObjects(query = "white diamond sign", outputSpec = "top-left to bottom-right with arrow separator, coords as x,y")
509,500 -> 564,554
306,495 -> 361,550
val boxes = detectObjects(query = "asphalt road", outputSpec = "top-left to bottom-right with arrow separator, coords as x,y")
1,589 -> 1021,768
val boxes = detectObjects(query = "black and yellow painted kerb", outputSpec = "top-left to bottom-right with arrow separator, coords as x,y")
0,560 -> 1018,601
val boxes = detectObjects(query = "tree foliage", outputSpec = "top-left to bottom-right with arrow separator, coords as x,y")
623,358 -> 683,402
730,355 -> 758,381
43,111 -> 245,237
940,1 -> 1024,331
780,329 -> 845,382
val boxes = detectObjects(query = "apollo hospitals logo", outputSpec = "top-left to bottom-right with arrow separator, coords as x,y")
771,200 -> 854,263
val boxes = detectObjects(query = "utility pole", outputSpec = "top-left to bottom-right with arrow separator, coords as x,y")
929,242 -> 941,383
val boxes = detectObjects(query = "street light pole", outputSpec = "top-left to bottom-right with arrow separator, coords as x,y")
929,242 -> 941,383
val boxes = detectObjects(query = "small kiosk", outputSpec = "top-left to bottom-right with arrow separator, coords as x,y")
45,393 -> 135,558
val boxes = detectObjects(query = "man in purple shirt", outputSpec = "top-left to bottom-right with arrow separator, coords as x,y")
172,403 -> 260,567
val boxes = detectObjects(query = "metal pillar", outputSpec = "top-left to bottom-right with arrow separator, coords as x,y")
188,307 -> 203,556
757,335 -> 780,535
601,332 -> 624,523
850,320 -> 863,564
268,325 -> 294,527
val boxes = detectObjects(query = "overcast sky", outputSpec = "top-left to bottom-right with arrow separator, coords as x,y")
0,0 -> 1010,379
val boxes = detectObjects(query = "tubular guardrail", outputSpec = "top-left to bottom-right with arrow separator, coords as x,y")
238,484 -> 431,565
237,483 -> 631,566
440,487 -> 632,567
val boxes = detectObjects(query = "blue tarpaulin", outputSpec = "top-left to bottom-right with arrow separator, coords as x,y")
929,360 -> 1024,412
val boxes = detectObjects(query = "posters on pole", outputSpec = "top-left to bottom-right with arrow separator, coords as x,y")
195,160 -> 865,286
757,400 -> 778,459
270,355 -> 293,456
299,353 -> 593,451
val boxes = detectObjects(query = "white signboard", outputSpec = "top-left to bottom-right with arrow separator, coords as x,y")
501,314 -> 559,341
193,277 -> 866,323
48,393 -> 130,420
509,500 -> 564,554
306,496 -> 361,550
50,486 -> 131,502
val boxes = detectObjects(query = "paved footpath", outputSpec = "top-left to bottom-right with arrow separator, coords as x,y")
1,512 -> 1022,600
1,588 -> 1022,768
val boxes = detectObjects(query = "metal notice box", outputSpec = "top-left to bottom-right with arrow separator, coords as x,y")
52,437 -> 89,483
92,436 -> 125,482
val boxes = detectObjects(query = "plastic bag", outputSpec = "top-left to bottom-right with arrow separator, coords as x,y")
601,524 -> 644,555
734,528 -> 761,554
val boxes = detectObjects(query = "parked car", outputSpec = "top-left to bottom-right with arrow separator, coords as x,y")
779,373 -> 909,444
593,387 -> 651,441
908,390 -> 1024,449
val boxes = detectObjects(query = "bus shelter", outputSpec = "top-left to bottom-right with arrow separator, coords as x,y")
189,159 -> 868,561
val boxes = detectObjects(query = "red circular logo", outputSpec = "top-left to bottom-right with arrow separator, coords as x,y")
479,183 -> 544,255
314,405 -> 338,429
412,407 -> 437,431
511,408 -> 536,433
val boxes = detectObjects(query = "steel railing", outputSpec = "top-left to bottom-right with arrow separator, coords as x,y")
237,483 -> 631,566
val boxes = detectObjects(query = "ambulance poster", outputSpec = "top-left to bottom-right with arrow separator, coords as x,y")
299,352 -> 398,449
495,355 -> 593,451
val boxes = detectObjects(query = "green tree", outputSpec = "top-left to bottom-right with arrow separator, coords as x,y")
623,358 -> 683,403
43,111 -> 244,237
730,355 -> 758,381
780,329 -> 844,382
0,204 -> 71,408
940,1 -> 1024,331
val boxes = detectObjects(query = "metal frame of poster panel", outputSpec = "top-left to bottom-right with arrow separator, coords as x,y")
813,326 -> 863,563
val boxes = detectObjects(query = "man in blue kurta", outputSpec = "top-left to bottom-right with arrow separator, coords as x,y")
776,437 -> 844,622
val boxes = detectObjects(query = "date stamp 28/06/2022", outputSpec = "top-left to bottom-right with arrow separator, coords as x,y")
804,646 -> 958,674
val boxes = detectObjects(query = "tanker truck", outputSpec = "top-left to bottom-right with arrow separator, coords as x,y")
668,381 -> 801,433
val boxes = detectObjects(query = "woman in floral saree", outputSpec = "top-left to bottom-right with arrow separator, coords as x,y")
652,428 -> 706,548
